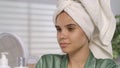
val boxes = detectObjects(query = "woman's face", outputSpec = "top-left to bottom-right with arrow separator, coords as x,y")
55,12 -> 89,54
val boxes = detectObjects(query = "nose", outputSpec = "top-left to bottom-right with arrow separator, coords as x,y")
58,29 -> 67,39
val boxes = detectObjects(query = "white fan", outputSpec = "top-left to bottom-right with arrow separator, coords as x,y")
0,32 -> 28,68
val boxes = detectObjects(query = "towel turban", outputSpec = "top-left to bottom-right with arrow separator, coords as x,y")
53,0 -> 116,59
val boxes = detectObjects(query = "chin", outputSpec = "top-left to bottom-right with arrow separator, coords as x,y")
61,47 -> 71,53
62,50 -> 69,54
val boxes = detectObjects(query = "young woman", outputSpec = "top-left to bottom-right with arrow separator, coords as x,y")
36,0 -> 119,68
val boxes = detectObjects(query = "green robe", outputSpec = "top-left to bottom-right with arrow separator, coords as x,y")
36,52 -> 118,68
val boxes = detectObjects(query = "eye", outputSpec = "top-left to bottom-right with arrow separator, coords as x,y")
55,26 -> 61,32
66,24 -> 76,32
67,27 -> 75,31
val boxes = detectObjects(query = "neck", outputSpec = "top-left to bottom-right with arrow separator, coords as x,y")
68,44 -> 90,68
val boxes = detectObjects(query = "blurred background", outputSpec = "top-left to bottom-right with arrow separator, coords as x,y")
0,0 -> 120,65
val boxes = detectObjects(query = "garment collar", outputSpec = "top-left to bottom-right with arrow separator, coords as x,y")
61,52 -> 96,68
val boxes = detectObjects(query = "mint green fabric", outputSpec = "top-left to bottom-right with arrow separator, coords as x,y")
36,53 -> 118,68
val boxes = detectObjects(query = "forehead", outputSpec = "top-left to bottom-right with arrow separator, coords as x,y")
56,12 -> 77,25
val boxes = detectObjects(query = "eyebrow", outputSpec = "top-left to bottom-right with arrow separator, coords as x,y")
55,24 -> 77,28
66,24 -> 77,27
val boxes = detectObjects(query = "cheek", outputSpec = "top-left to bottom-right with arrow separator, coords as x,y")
71,31 -> 81,39
70,31 -> 87,44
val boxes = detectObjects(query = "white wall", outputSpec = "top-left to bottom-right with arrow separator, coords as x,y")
111,0 -> 120,15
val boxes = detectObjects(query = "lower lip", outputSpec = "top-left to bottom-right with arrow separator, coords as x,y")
60,43 -> 68,48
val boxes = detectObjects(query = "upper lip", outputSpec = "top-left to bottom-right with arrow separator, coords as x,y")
60,42 -> 70,45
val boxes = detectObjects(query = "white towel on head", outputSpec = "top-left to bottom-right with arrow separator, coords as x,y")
53,0 -> 116,59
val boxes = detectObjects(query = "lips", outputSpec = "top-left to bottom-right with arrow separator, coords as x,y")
60,43 -> 70,48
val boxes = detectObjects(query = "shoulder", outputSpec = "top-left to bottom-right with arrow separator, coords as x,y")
36,54 -> 67,68
96,59 -> 119,68
39,54 -> 66,63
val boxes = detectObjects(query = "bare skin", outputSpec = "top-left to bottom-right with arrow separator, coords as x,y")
55,12 -> 90,68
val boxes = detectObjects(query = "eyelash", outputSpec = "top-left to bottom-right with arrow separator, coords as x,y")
56,27 -> 75,32
56,28 -> 61,32
67,27 -> 75,31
